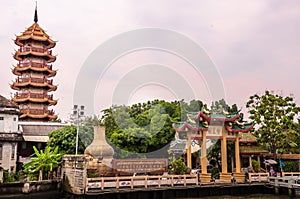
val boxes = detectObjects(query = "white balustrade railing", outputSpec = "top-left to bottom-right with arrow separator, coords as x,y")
86,174 -> 198,192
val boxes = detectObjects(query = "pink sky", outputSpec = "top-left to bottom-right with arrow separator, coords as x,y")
0,0 -> 299,121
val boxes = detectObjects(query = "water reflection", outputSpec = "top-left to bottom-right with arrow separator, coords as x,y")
175,194 -> 291,199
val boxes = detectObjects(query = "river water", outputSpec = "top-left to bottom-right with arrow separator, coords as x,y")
1,192 -> 296,199
176,194 -> 296,199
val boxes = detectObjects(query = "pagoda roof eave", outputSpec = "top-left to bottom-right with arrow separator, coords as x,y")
225,124 -> 254,133
12,66 -> 56,77
15,36 -> 56,49
195,112 -> 241,122
12,97 -> 57,105
173,121 -> 253,133
15,23 -> 56,49
10,84 -> 20,91
14,52 -> 56,63
172,122 -> 207,132
20,113 -> 57,120
11,82 -> 57,92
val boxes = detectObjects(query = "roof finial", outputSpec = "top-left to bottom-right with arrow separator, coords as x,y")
34,1 -> 38,23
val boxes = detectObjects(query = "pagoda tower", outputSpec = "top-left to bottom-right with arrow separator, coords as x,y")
11,6 -> 58,121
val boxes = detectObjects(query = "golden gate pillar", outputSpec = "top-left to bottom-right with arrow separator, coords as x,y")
200,131 -> 211,183
220,127 -> 231,182
234,132 -> 245,182
186,131 -> 192,169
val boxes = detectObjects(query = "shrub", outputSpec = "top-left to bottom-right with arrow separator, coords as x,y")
170,157 -> 187,175
210,167 -> 220,179
3,170 -> 26,183
251,159 -> 260,172
283,161 -> 299,172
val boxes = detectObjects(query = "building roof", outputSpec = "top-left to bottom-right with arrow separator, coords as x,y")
169,139 -> 187,153
173,110 -> 253,134
225,122 -> 254,133
265,153 -> 300,160
0,95 -> 20,115
23,135 -> 49,142
0,95 -> 18,108
19,122 -> 68,136
172,120 -> 253,133
194,112 -> 241,122
240,145 -> 268,155
239,132 -> 257,143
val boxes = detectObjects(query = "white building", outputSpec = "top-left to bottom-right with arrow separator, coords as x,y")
0,95 -> 22,175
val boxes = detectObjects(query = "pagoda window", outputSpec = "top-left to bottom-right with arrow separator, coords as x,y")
36,59 -> 43,63
32,104 -> 42,109
31,44 -> 40,48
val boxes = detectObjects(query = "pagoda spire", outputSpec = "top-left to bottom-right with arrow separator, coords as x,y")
34,1 -> 38,23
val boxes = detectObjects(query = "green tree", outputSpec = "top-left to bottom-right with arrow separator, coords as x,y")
47,126 -> 82,154
283,161 -> 300,172
211,98 -> 238,113
101,100 -> 189,158
78,116 -> 100,148
170,157 -> 187,175
23,146 -> 62,181
47,116 -> 99,154
246,91 -> 300,155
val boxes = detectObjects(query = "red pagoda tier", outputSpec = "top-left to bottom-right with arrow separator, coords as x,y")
10,6 -> 58,121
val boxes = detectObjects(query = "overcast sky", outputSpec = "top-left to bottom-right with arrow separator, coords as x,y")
0,0 -> 299,121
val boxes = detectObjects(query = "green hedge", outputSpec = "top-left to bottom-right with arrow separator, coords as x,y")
3,170 -> 26,183
282,161 -> 299,172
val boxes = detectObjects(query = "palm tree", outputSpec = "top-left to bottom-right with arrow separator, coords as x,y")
23,146 -> 62,181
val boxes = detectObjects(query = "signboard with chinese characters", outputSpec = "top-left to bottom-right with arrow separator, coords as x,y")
206,126 -> 223,139
112,158 -> 168,175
